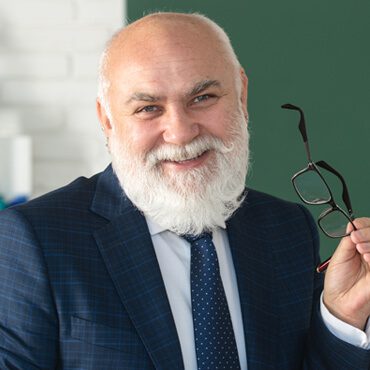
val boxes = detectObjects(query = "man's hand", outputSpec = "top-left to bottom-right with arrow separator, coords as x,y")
323,217 -> 370,330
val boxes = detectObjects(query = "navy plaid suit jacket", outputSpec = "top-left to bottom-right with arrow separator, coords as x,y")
0,165 -> 369,369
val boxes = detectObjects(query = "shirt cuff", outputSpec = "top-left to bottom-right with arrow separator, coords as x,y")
320,292 -> 370,349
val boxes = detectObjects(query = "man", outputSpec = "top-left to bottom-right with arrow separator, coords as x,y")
0,12 -> 369,370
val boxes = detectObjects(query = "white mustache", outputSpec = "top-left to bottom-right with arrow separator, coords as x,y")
145,136 -> 233,167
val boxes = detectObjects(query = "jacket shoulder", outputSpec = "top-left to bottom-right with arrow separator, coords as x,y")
241,188 -> 318,240
0,172 -> 105,235
244,188 -> 307,218
14,172 -> 100,212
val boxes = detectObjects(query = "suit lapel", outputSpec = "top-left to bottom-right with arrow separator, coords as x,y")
91,167 -> 184,370
227,198 -> 278,370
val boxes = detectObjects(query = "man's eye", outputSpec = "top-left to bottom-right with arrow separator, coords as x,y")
137,105 -> 160,113
193,94 -> 211,103
192,94 -> 218,106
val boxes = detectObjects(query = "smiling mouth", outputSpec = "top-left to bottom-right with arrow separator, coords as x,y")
164,150 -> 209,164
171,150 -> 209,164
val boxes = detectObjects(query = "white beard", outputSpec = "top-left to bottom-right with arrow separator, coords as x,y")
110,108 -> 249,236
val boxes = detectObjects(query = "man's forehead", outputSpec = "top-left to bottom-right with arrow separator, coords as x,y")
106,16 -> 229,76
108,46 -> 230,100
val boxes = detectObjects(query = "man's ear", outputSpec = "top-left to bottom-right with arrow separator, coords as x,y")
96,98 -> 112,134
239,68 -> 248,120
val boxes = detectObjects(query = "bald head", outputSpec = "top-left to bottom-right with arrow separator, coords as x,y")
97,12 -> 242,115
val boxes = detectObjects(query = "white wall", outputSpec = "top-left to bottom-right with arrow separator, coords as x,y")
0,0 -> 125,198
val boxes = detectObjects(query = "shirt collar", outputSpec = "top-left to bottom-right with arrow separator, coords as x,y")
145,216 -> 167,236
145,215 -> 226,237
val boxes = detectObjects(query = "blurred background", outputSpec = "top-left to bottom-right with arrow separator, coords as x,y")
0,0 -> 123,203
1,0 -> 369,258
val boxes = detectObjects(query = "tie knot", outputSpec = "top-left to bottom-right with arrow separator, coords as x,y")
181,232 -> 212,244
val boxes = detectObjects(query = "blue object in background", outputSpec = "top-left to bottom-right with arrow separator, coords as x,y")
0,196 -> 5,211
7,195 -> 28,207
0,194 -> 28,210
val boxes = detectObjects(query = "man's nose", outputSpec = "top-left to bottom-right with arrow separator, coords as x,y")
162,106 -> 200,145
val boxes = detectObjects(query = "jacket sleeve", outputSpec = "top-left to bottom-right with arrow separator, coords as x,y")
299,205 -> 370,369
0,208 -> 59,369
304,297 -> 370,369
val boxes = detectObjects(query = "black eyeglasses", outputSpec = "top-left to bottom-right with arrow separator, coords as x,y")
281,103 -> 356,273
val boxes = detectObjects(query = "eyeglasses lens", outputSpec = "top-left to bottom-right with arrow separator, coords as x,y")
319,210 -> 351,238
293,170 -> 331,204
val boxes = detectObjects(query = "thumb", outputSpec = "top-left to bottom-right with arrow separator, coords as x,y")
329,222 -> 357,265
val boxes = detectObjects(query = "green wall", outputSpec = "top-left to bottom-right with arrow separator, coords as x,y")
128,1 -> 370,259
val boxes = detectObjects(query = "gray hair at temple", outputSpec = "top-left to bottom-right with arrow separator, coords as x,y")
97,12 -> 243,120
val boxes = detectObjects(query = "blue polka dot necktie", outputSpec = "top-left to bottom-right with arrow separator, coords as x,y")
183,232 -> 241,370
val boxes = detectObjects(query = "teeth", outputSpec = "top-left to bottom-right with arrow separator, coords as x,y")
160,150 -> 209,164
176,158 -> 194,163
175,152 -> 203,163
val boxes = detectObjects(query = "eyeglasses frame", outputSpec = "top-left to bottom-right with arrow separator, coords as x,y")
281,103 -> 357,272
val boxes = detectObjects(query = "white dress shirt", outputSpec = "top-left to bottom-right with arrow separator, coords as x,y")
146,217 -> 370,370
321,294 -> 370,349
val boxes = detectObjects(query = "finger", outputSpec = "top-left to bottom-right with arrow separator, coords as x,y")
347,221 -> 356,234
331,220 -> 370,258
353,217 -> 370,229
356,242 -> 370,254
332,232 -> 356,259
351,228 -> 370,244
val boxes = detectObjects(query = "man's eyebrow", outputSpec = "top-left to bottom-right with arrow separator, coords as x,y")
126,80 -> 221,104
126,92 -> 163,104
188,79 -> 222,97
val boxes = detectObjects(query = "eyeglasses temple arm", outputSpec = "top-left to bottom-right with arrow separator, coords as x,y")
315,160 -> 354,217
281,103 -> 313,162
